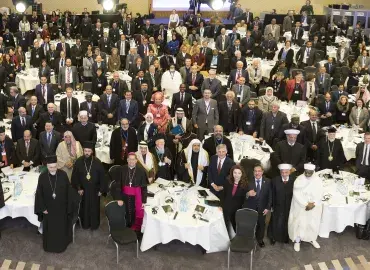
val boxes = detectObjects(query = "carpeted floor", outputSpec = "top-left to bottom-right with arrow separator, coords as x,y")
1,199 -> 370,270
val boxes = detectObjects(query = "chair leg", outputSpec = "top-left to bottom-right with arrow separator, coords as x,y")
78,217 -> 81,227
115,242 -> 119,264
106,234 -> 111,245
227,247 -> 230,269
136,240 -> 139,258
72,224 -> 75,243
250,250 -> 253,270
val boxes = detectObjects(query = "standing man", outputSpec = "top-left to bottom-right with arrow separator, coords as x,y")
39,121 -> 61,164
58,58 -> 79,91
355,132 -> 370,179
71,141 -> 107,230
192,89 -> 219,141
99,85 -> 119,125
170,84 -> 193,118
243,164 -> 271,247
34,155 -> 74,253
288,163 -> 323,252
35,76 -> 54,110
268,164 -> 296,245
203,125 -> 234,158
301,110 -> 322,162
11,107 -> 34,143
218,91 -> 240,134
201,69 -> 222,101
109,71 -> 129,99
72,111 -> 97,145
238,99 -> 263,137
118,91 -> 139,126
60,88 -> 79,130
79,93 -> 99,123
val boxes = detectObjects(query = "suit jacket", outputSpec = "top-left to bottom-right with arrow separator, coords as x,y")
176,52 -> 191,69
207,155 -> 235,194
35,83 -> 54,105
80,101 -> 99,123
144,72 -> 162,91
116,40 -> 130,56
185,73 -> 204,99
92,62 -> 107,76
215,35 -> 231,52
357,56 -> 370,69
179,66 -> 191,83
218,100 -> 240,129
170,92 -> 193,118
201,78 -> 222,99
243,177 -> 272,213
122,21 -> 135,36
58,66 -> 79,89
324,62 -> 336,77
143,55 -> 158,71
260,111 -> 289,141
30,47 -> 44,67
231,84 -> 251,105
12,94 -> 26,116
56,42 -> 71,58
109,79 -> 129,99
316,73 -> 331,94
331,90 -> 348,103
98,93 -> 119,124
336,47 -> 350,63
227,69 -> 249,88
355,142 -> 370,169
349,107 -> 369,129
264,24 -> 281,41
278,48 -> 294,68
318,101 -> 336,127
39,130 -> 62,161
283,15 -> 295,32
143,25 -> 154,36
239,107 -> 263,135
11,115 -> 34,142
296,46 -> 317,66
0,136 -> 15,167
60,97 -> 79,123
92,75 -> 108,96
137,44 -> 153,59
118,99 -> 139,124
26,104 -> 44,125
301,120 -> 322,147
99,37 -> 112,53
192,98 -> 219,128
15,138 -> 40,166
0,93 -> 8,120
230,56 -> 247,70
241,37 -> 254,52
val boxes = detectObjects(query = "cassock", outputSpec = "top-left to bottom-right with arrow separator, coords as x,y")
71,156 -> 107,230
150,147 -> 173,180
72,122 -> 97,144
316,138 -> 345,171
34,170 -> 74,253
273,141 -> 306,174
288,173 -> 323,242
111,165 -> 148,231
268,175 -> 295,243
110,127 -> 138,165
203,135 -> 234,159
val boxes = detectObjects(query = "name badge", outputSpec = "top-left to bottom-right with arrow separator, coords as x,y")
125,143 -> 128,147
36,55 -> 39,58
294,91 -> 299,94
246,121 -> 251,125
89,113 -> 92,117
342,113 -> 346,116
112,88 -> 115,92
98,84 -> 102,87
158,161 -> 165,167
237,94 -> 241,98
2,151 -> 6,156
114,63 -> 117,65
143,100 -> 147,105
6,40 -> 9,43
156,114 -> 161,118
271,125 -> 274,130
50,57 -> 54,60
105,45 -> 107,48
22,38 -> 25,41
99,34 -> 101,37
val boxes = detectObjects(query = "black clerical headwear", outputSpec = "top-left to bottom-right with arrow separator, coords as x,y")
45,155 -> 57,164
82,141 -> 95,149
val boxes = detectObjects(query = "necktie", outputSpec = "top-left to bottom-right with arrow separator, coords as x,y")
61,59 -> 64,67
126,100 -> 130,113
326,102 -> 329,111
68,99 -> 71,118
32,106 -> 35,116
312,122 -> 317,142
228,102 -> 232,110
181,93 -> 184,103
192,74 -> 196,85
362,144 -> 368,165
21,117 -> 25,127
256,180 -> 261,196
47,133 -> 51,146
67,68 -> 71,84
107,95 -> 111,107
217,159 -> 222,174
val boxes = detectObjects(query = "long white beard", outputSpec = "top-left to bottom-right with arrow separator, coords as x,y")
49,171 -> 56,175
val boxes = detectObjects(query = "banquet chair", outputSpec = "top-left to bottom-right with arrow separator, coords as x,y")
71,190 -> 82,243
227,208 -> 258,270
304,66 -> 317,75
316,50 -> 325,61
83,82 -> 92,92
105,201 -> 139,264
108,165 -> 121,195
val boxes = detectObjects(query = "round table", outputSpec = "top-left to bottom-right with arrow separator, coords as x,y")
335,127 -> 364,161
15,68 -> 56,94
141,178 -> 230,253
0,170 -> 40,227
317,169 -> 370,238
230,134 -> 273,171
95,124 -> 114,164
278,101 -> 310,122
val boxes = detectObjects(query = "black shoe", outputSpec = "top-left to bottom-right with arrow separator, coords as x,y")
258,241 -> 265,248
270,239 -> 276,245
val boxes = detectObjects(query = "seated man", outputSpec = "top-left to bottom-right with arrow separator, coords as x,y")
203,125 -> 234,159
15,130 -> 40,171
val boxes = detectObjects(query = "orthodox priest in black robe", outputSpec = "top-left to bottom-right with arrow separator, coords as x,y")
34,155 -> 75,253
316,127 -> 346,171
71,141 -> 107,230
71,111 -> 97,145
268,164 -> 295,244
111,152 -> 148,232
150,137 -> 173,180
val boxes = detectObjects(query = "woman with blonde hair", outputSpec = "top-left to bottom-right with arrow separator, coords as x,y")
147,92 -> 171,133
108,47 -> 121,72
56,131 -> 83,180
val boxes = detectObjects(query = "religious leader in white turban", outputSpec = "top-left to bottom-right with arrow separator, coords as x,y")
288,163 -> 324,252
161,64 -> 182,99
136,141 -> 156,183
176,139 -> 209,187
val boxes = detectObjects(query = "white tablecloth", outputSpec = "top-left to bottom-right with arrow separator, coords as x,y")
283,31 -> 309,42
230,134 -> 272,170
95,124 -> 114,164
0,121 -> 12,138
336,127 -> 364,161
335,36 -> 351,48
16,68 -> 56,94
279,102 -> 310,122
141,178 -> 229,253
0,171 -> 40,227
317,169 -> 370,238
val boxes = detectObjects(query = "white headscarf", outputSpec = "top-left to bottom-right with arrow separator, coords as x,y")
184,139 -> 209,186
144,112 -> 154,140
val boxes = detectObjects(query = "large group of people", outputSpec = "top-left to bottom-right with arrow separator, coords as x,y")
0,0 -> 370,257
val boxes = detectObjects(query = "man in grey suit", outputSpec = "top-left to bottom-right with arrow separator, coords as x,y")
192,89 -> 219,141
357,50 -> 370,74
58,58 -> 79,91
125,47 -> 140,71
264,19 -> 280,41
336,42 -> 349,66
231,76 -> 251,107
179,58 -> 192,83
201,69 -> 222,100
316,66 -> 331,94
259,101 -> 289,146
283,11 -> 295,33
39,121 -> 61,163
215,28 -> 231,72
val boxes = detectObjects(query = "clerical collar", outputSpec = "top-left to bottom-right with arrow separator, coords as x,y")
128,166 -> 136,170
81,122 -> 88,126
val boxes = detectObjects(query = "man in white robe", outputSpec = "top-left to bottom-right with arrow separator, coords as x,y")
288,163 -> 323,252
136,141 -> 156,183
161,64 -> 182,100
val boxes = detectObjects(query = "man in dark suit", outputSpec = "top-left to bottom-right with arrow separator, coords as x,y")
70,12 -> 80,34
37,103 -> 64,135
238,99 -> 263,137
171,84 -> 193,118
137,38 -> 152,59
91,55 -> 107,77
316,66 -> 331,94
132,82 -> 152,124
15,130 -> 40,170
98,85 -> 119,125
227,61 -> 249,88
122,16 -> 135,38
262,34 -> 278,60
38,121 -> 61,163
98,32 -> 111,54
218,91 -> 240,134
91,22 -> 104,46
109,23 -> 120,45
47,45 -> 58,71
185,66 -> 204,100
15,30 -> 30,52
30,40 -> 44,68
318,92 -> 336,127
159,53 -> 175,72
251,25 -> 263,45
56,36 -> 71,58
192,13 -> 205,27
154,24 -> 167,40
296,40 -> 317,69
71,111 -> 98,145
143,20 -> 154,37
260,102 -> 289,147
215,28 -> 231,71
241,31 -> 255,57
128,58 -> 144,79
176,45 -> 191,69
355,133 -> 370,179
311,35 -> 323,50
301,110 -> 322,162
208,24 -> 222,39
26,96 -> 44,126
116,34 -> 130,70
59,88 -> 79,129
291,21 -> 305,46
324,57 -> 336,78
144,66 -> 162,92
130,70 -> 146,92
207,144 -> 235,198
203,125 -> 234,159
143,50 -> 158,72
118,91 -> 139,126
70,39 -> 84,67
331,84 -> 348,103
229,38 -> 245,58
243,164 -> 271,247
80,14 -> 92,40
8,87 -> 26,117
79,93 -> 99,123
230,50 -> 247,70
0,126 -> 15,169
35,76 -> 54,109
11,107 -> 34,143
201,69 -> 222,101
228,27 -> 241,45
109,71 -> 129,99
